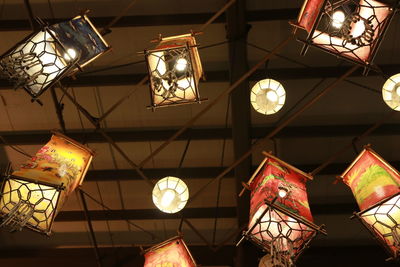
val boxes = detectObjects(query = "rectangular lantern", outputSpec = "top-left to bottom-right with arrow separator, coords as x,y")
0,14 -> 109,98
238,152 -> 326,266
340,147 -> 400,260
144,33 -> 204,109
292,0 -> 398,69
0,132 -> 94,234
143,236 -> 197,267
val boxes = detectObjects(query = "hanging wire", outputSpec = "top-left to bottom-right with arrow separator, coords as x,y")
0,135 -> 32,158
212,95 -> 231,245
79,188 -> 159,240
246,41 -> 381,94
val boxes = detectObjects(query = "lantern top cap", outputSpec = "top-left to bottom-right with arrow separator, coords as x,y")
245,151 -> 313,189
143,235 -> 183,254
339,145 -> 400,180
51,130 -> 95,155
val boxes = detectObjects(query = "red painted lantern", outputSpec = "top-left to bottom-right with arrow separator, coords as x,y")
340,146 -> 400,261
292,0 -> 398,70
238,152 -> 326,266
144,236 -> 197,267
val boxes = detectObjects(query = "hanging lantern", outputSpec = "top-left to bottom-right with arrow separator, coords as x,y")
238,151 -> 326,266
0,132 -> 94,234
292,0 -> 398,70
143,236 -> 197,267
382,73 -> 400,111
144,33 -> 205,109
250,79 -> 286,115
0,14 -> 109,98
340,146 -> 400,261
152,176 -> 189,214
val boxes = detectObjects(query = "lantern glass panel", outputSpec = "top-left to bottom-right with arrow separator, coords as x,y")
152,176 -> 189,214
0,29 -> 76,98
0,133 -> 93,234
145,34 -> 203,108
294,0 -> 397,67
341,147 -> 400,259
242,152 -> 324,264
144,236 -> 196,267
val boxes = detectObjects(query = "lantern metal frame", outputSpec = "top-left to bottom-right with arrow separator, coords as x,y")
144,33 -> 206,110
0,22 -> 80,99
292,0 -> 399,72
352,191 -> 400,262
0,174 -> 64,235
237,197 -> 327,265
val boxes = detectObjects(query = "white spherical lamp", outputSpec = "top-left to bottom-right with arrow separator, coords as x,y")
251,79 -> 286,115
382,73 -> 400,111
152,176 -> 189,213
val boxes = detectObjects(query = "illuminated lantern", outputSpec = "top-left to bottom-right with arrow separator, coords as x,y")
0,14 -> 109,98
152,176 -> 189,214
382,73 -> 400,111
340,146 -> 400,260
143,236 -> 197,267
292,0 -> 398,69
144,33 -> 204,109
250,79 -> 286,115
0,132 -> 94,234
238,151 -> 326,266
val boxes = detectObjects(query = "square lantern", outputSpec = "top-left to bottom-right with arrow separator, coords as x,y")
292,0 -> 398,70
143,236 -> 197,267
0,14 -> 110,98
340,146 -> 400,261
238,152 -> 326,266
144,33 -> 204,109
0,132 -> 94,234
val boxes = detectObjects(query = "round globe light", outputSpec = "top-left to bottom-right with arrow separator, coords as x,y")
250,79 -> 286,115
152,176 -> 189,213
382,73 -> 400,111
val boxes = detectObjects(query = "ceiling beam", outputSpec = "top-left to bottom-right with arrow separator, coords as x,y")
0,65 -> 397,89
55,207 -> 237,221
1,123 -> 399,145
0,9 -> 298,32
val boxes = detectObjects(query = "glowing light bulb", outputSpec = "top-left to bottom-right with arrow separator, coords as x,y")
161,189 -> 176,208
278,187 -> 288,198
332,11 -> 345,28
64,48 -> 77,61
175,58 -> 188,71
266,90 -> 278,102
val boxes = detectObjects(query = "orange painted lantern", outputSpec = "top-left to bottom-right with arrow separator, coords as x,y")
144,236 -> 197,267
144,33 -> 204,109
341,146 -> 400,260
238,152 -> 326,266
0,132 -> 94,234
292,0 -> 398,70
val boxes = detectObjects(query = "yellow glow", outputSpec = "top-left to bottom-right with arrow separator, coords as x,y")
152,177 -> 189,213
175,58 -> 188,71
332,11 -> 345,28
382,73 -> 400,111
250,79 -> 286,115
160,189 -> 176,208
278,189 -> 288,198
64,48 -> 77,61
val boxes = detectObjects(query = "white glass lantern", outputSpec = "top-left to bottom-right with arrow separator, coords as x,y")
0,14 -> 109,98
250,79 -> 286,115
152,176 -> 189,214
382,73 -> 400,111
